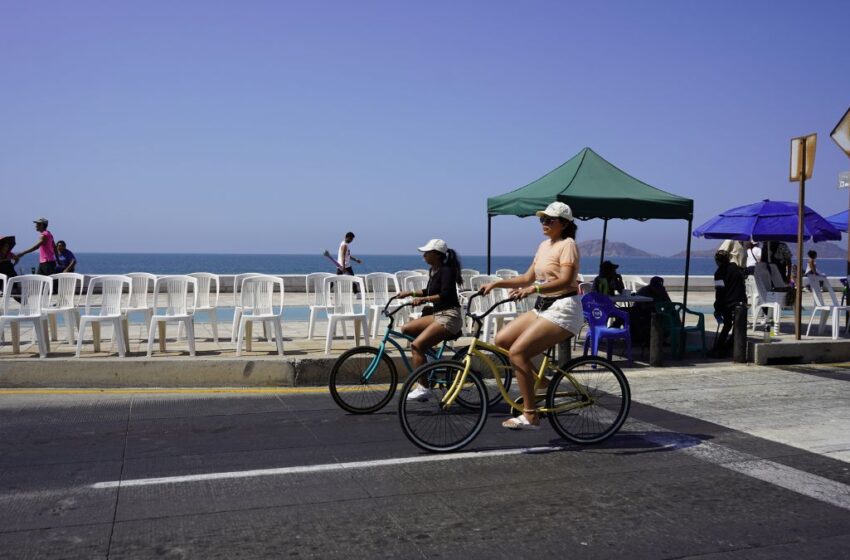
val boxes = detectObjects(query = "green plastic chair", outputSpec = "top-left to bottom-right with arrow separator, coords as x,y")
655,301 -> 706,357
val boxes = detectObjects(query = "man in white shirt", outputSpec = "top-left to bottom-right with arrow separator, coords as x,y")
745,241 -> 761,275
337,232 -> 362,293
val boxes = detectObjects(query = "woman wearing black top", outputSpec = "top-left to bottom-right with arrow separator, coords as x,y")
397,239 -> 464,401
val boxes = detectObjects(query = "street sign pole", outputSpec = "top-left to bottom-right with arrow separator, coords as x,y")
795,144 -> 806,340
842,171 -> 850,277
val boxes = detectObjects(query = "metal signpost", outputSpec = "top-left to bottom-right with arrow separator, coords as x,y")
841,171 -> 850,277
789,133 -> 817,340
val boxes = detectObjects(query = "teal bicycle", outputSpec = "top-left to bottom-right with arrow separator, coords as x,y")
329,295 -> 511,414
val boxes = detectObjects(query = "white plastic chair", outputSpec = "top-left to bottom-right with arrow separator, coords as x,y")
231,272 -> 264,340
495,269 -> 519,280
460,269 -> 480,290
0,275 -> 52,358
365,272 -> 400,338
484,286 -> 517,343
235,276 -> 285,356
403,274 -> 429,322
622,275 -> 648,293
324,275 -> 369,354
187,273 -> 220,343
412,269 -> 428,276
751,264 -> 782,335
467,275 -> 513,341
804,276 -> 850,339
0,272 -> 7,299
147,275 -> 198,357
394,271 -> 419,295
76,275 -> 132,358
125,272 -> 156,339
45,273 -> 84,344
768,264 -> 789,289
307,272 -> 335,340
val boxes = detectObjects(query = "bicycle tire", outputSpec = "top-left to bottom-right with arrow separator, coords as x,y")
546,355 -> 630,444
398,360 -> 488,453
329,346 -> 398,414
450,346 -> 513,407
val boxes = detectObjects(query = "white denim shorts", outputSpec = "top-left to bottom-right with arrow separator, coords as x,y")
534,295 -> 584,335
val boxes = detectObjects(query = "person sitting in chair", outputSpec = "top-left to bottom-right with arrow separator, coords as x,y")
592,260 -> 624,296
628,276 -> 671,346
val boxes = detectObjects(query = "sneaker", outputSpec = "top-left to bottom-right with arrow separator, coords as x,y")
406,385 -> 433,401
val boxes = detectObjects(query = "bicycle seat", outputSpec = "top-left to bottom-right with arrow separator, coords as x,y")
445,331 -> 463,342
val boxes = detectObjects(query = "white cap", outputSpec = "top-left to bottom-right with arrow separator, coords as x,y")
417,239 -> 448,254
535,202 -> 574,222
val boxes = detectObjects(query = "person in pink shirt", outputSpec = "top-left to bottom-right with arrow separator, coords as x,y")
16,218 -> 57,275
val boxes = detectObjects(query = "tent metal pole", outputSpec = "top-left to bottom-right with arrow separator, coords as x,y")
679,218 -> 693,360
599,218 -> 609,269
487,214 -> 493,275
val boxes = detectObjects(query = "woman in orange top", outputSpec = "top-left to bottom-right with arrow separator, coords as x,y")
482,202 -> 582,430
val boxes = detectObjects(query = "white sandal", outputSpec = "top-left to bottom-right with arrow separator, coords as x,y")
502,412 -> 540,431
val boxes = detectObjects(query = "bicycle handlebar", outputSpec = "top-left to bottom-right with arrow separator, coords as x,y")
382,294 -> 415,318
465,291 -> 518,324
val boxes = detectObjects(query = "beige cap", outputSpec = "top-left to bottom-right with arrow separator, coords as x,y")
535,202 -> 574,222
417,239 -> 448,254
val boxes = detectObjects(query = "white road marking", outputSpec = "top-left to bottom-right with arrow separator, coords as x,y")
92,420 -> 850,513
90,445 -> 565,489
642,432 -> 850,511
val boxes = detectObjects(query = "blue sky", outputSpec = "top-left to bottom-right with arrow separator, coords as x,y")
2,0 -> 850,257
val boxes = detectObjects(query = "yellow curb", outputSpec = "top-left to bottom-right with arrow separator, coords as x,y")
0,387 -> 331,395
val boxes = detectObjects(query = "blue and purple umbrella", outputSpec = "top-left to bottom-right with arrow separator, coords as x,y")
826,210 -> 848,233
693,199 -> 842,242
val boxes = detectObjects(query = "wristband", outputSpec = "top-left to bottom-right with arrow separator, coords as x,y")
535,284 -> 542,294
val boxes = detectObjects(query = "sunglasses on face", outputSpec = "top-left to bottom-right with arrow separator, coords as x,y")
539,216 -> 559,225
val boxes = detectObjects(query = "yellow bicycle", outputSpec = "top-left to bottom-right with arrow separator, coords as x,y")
398,292 -> 631,452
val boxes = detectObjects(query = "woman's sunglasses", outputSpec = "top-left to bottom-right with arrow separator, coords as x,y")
539,216 -> 559,225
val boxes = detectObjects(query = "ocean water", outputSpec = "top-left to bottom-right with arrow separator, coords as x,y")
12,253 -> 850,278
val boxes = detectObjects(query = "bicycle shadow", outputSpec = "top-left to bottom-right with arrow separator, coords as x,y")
546,430 -> 713,455
466,430 -> 711,457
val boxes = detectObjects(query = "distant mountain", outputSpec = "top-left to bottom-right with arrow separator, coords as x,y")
671,241 -> 848,259
671,248 -> 717,258
578,239 -> 659,258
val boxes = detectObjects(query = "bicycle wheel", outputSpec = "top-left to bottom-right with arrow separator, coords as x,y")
329,346 -> 398,414
450,346 -> 512,407
398,360 -> 488,453
546,356 -> 630,444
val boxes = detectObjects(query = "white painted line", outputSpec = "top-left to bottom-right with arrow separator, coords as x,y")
91,445 -> 565,489
93,420 -> 850,514
641,429 -> 850,512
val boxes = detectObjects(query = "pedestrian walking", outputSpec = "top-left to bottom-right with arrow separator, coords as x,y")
16,218 -> 57,275
337,231 -> 362,294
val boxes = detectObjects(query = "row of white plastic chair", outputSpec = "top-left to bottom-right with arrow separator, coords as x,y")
748,263 -> 850,338
0,273 -> 288,358
0,268 -> 531,358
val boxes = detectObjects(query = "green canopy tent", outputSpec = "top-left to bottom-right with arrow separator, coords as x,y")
486,147 -> 696,353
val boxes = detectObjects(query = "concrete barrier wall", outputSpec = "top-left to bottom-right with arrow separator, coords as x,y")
0,356 -> 411,388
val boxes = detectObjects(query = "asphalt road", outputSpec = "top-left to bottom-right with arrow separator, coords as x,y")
2,366 -> 850,559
